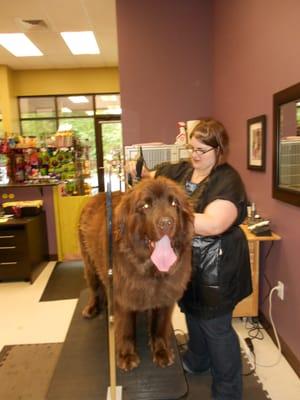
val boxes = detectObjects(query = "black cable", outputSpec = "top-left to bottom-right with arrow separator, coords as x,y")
242,335 -> 257,376
245,317 -> 264,340
260,241 -> 275,334
174,329 -> 190,398
264,240 -> 274,260
242,316 -> 270,376
261,241 -> 274,306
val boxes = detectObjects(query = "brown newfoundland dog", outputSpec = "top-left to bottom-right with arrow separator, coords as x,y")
79,176 -> 194,371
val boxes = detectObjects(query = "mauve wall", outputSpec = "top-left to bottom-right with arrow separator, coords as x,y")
213,0 -> 300,361
116,0 -> 213,146
116,0 -> 300,363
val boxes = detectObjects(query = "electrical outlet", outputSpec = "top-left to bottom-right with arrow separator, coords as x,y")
277,281 -> 284,300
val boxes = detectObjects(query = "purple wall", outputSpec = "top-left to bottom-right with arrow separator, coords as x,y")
116,0 -> 213,145
213,0 -> 300,361
116,0 -> 300,362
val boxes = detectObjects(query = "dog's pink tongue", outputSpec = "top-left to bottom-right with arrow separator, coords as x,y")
151,235 -> 177,272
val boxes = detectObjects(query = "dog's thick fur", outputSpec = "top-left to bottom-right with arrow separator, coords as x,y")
79,177 -> 194,371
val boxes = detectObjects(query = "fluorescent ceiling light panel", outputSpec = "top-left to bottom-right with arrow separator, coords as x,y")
108,107 -> 122,115
100,95 -> 118,102
68,96 -> 89,104
0,33 -> 43,57
36,108 -> 53,113
60,31 -> 100,55
61,107 -> 72,113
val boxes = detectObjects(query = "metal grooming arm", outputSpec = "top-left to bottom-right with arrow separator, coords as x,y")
105,166 -> 122,400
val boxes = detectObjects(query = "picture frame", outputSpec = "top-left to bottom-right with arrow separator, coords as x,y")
247,114 -> 266,171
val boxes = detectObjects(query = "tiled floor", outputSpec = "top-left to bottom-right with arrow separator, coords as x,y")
1,262 -> 299,400
172,301 -> 300,400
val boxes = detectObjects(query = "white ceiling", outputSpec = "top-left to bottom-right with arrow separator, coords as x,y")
0,0 -> 119,70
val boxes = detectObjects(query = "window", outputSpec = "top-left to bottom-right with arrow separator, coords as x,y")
19,96 -> 57,143
18,94 -> 121,143
95,94 -> 121,115
18,94 -> 122,191
21,120 -> 57,144
19,97 -> 56,118
57,95 -> 94,117
58,117 -> 95,164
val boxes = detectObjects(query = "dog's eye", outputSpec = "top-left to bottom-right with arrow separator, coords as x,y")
171,199 -> 178,207
168,195 -> 178,207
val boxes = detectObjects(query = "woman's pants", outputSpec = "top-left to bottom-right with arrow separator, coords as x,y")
183,312 -> 242,400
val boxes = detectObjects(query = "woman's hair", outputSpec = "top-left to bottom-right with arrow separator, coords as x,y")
189,118 -> 229,165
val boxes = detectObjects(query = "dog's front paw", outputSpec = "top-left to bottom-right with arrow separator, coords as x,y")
82,304 -> 100,319
153,347 -> 175,368
117,352 -> 140,371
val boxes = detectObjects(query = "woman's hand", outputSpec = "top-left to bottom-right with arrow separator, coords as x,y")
126,160 -> 139,179
125,160 -> 155,179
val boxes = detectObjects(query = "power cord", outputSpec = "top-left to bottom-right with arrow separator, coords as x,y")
176,328 -> 257,378
242,337 -> 256,376
245,317 -> 264,340
245,337 -> 254,353
245,285 -> 282,368
240,317 -> 264,373
174,329 -> 190,396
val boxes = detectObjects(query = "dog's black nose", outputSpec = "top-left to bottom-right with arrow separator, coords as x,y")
157,216 -> 174,232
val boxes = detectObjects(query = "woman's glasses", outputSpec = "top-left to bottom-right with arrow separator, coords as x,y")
185,145 -> 215,156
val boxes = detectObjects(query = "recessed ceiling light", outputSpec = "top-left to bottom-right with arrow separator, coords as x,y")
60,31 -> 100,55
0,33 -> 43,57
68,96 -> 89,104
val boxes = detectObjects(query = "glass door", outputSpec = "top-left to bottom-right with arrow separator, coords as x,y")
95,118 -> 123,192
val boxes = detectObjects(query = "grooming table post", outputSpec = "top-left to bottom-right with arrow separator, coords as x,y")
106,167 -> 122,400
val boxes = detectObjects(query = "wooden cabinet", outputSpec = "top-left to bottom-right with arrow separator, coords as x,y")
233,225 -> 281,317
0,213 -> 48,283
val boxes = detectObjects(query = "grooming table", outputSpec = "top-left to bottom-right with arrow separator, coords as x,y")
46,289 -> 188,400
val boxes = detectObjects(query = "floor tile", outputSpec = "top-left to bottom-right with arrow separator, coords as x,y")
1,264 -> 299,400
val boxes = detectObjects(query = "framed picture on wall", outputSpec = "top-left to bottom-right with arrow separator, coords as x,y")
247,114 -> 266,171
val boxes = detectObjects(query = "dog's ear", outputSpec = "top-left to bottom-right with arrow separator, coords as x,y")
113,191 -> 132,240
179,196 -> 194,224
170,184 -> 194,225
171,187 -> 194,247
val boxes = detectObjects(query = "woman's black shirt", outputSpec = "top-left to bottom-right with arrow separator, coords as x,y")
155,161 -> 253,319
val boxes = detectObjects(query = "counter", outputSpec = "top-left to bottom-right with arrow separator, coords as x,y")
0,183 -> 59,259
233,224 -> 281,317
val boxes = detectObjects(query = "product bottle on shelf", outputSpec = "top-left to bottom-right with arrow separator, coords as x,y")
0,154 -> 9,184
14,151 -> 25,183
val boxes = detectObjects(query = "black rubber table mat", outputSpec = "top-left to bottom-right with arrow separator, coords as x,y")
40,261 -> 85,301
46,288 -> 188,400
